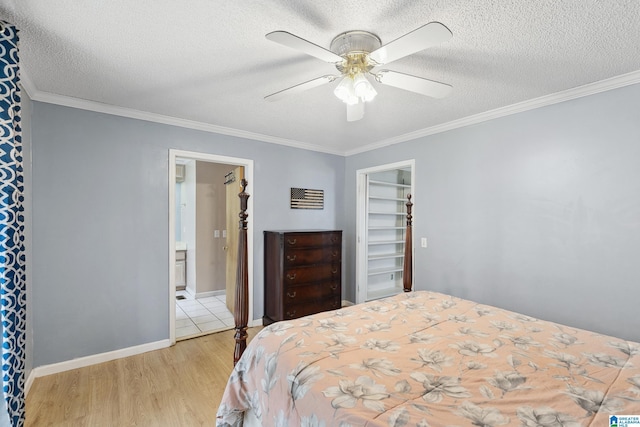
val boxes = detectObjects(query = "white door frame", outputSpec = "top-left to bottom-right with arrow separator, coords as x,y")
168,149 -> 255,345
356,159 -> 415,304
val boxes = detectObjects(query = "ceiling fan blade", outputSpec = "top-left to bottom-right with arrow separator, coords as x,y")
347,101 -> 364,122
266,31 -> 344,63
369,22 -> 452,65
265,75 -> 337,102
376,70 -> 452,98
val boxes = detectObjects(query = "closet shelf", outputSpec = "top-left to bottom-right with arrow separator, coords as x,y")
368,196 -> 407,202
368,226 -> 406,230
369,180 -> 411,188
369,211 -> 406,216
368,240 -> 405,246
368,253 -> 405,261
368,266 -> 404,276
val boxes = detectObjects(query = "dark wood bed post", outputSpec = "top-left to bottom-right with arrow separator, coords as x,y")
233,179 -> 250,366
403,194 -> 413,292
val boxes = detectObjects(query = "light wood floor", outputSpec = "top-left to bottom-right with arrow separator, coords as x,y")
26,327 -> 261,426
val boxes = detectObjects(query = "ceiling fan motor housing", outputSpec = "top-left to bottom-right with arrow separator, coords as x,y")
330,31 -> 381,75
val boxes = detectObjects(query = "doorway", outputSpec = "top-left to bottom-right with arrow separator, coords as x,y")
356,160 -> 415,304
168,150 -> 254,345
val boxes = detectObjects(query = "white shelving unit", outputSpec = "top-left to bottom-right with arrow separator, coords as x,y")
364,170 -> 412,301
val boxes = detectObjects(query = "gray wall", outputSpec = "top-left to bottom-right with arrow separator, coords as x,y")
30,82 -> 640,368
194,161 -> 229,295
31,102 -> 344,366
345,83 -> 640,342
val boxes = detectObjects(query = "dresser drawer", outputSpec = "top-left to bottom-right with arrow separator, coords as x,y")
284,247 -> 340,267
283,297 -> 341,320
284,264 -> 341,285
283,232 -> 341,249
284,281 -> 340,303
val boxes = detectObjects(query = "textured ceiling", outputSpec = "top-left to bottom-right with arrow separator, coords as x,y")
2,1 -> 640,155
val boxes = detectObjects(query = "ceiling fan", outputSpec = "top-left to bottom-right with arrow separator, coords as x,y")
264,22 -> 453,122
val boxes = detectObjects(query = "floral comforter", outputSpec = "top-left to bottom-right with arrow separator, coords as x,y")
216,291 -> 640,426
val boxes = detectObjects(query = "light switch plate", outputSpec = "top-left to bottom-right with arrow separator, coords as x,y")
421,237 -> 427,248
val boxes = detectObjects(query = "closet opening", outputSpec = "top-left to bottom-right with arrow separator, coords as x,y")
356,160 -> 415,304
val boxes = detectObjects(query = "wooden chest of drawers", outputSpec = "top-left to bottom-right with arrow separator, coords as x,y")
263,230 -> 342,325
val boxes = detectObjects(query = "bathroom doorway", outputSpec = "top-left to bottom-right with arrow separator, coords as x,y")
168,149 -> 254,344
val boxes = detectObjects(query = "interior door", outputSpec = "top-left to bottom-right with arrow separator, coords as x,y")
225,166 -> 245,313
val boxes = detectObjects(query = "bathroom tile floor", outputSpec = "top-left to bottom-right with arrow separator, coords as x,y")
175,291 -> 235,340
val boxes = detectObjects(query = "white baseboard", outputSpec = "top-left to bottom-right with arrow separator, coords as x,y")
28,339 -> 172,383
26,319 -> 261,396
25,370 -> 35,396
195,289 -> 224,299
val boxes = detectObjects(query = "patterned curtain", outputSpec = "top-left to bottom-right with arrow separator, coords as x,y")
0,21 -> 26,427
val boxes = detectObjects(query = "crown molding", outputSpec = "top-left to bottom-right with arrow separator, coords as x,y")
22,75 -> 344,156
22,68 -> 640,158
345,69 -> 640,156
18,69 -> 37,99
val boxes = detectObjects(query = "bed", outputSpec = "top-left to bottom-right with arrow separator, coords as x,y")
219,186 -> 640,426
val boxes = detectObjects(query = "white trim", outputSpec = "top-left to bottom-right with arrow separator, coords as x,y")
25,371 -> 35,396
168,150 -> 255,345
345,70 -> 640,155
25,82 -> 343,156
355,160 -> 415,304
355,173 -> 367,304
23,69 -> 640,156
24,309 -> 259,395
357,160 -> 417,175
29,339 -> 171,379
200,289 -> 226,297
18,71 -> 37,100
194,290 -> 224,299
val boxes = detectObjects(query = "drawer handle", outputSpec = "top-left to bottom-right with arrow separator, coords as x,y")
330,284 -> 338,290
286,273 -> 297,280
286,254 -> 297,261
331,300 -> 339,308
287,291 -> 297,298
331,236 -> 338,243
286,310 -> 297,318
332,251 -> 338,257
331,269 -> 338,274
287,238 -> 297,245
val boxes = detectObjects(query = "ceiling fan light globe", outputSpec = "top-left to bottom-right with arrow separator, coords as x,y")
334,76 -> 355,103
334,87 -> 348,102
353,73 -> 369,97
362,86 -> 377,102
346,94 -> 359,105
